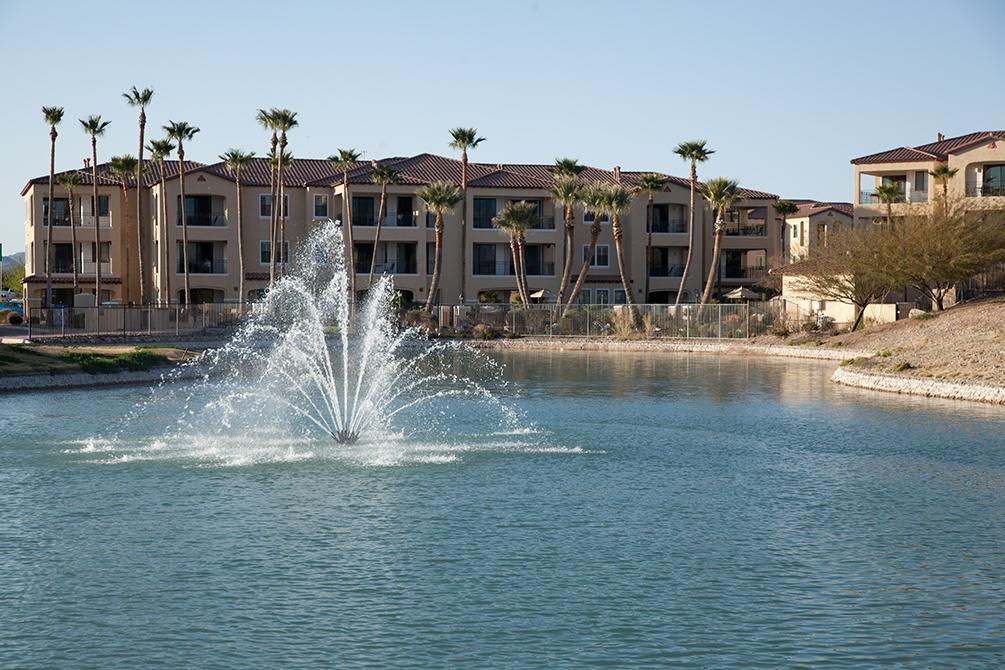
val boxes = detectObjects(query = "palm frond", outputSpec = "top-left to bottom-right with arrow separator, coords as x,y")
42,106 -> 64,126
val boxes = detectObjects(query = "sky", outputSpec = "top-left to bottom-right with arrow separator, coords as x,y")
1,0 -> 1003,254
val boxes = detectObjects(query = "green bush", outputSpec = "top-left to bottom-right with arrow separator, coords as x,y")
59,350 -> 169,374
893,361 -> 914,372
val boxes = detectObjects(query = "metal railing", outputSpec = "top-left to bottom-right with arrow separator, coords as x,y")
965,181 -> 1005,197
652,218 -> 687,233
437,302 -> 792,338
177,259 -> 226,274
648,264 -> 684,277
721,266 -> 766,280
177,212 -> 226,227
354,261 -> 418,275
79,214 -> 112,228
724,223 -> 768,237
957,262 -> 1005,301
25,303 -> 246,339
474,261 -> 555,276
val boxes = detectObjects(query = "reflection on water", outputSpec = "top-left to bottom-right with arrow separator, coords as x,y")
1,350 -> 1004,668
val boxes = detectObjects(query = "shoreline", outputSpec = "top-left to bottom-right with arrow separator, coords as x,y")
0,366 -> 202,394
830,366 -> 1005,405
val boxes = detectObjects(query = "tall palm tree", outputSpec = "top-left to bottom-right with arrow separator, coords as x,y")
256,109 -> 279,286
42,106 -> 64,307
605,184 -> 639,321
418,181 -> 462,313
271,109 -> 298,279
123,87 -> 154,303
547,157 -> 586,178
929,163 -> 958,202
108,154 -> 139,303
80,115 -> 111,301
268,149 -> 293,279
699,177 -> 742,305
775,199 -> 798,260
673,140 -> 714,305
563,182 -> 607,313
367,163 -> 401,287
635,173 -> 669,302
329,149 -> 362,304
874,181 -> 902,228
493,201 -> 538,305
56,171 -> 82,294
163,121 -> 200,305
276,150 -> 295,279
448,127 -> 486,304
146,138 -> 175,304
549,174 -> 582,306
220,149 -> 256,311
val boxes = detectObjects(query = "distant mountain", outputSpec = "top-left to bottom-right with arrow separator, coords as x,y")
2,252 -> 24,266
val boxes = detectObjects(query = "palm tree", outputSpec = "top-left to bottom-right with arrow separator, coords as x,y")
418,181 -> 462,313
929,163 -> 958,202
493,201 -> 539,305
673,140 -> 714,305
256,109 -> 279,286
635,173 -> 669,302
163,121 -> 200,304
271,109 -> 298,279
275,150 -> 295,279
563,182 -> 608,312
56,171 -> 82,294
547,157 -> 586,178
329,149 -> 362,304
42,106 -> 64,307
146,138 -> 175,304
220,149 -> 256,311
775,199 -> 799,260
605,184 -> 639,321
448,127 -> 486,304
549,174 -> 582,306
123,87 -> 154,304
108,154 -> 139,303
80,115 -> 111,301
874,181 -> 902,228
367,163 -> 401,288
699,177 -> 742,305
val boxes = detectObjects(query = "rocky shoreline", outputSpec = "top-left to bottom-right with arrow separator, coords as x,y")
0,366 -> 201,394
830,366 -> 1005,404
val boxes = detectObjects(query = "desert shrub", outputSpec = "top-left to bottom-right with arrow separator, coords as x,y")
472,323 -> 498,340
912,311 -> 937,321
800,319 -> 817,333
404,308 -> 437,332
876,350 -> 891,358
768,321 -> 790,337
840,357 -> 863,366
59,350 -> 168,374
893,361 -> 914,372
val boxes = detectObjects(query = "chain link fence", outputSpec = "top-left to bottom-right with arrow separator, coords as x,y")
25,303 -> 245,339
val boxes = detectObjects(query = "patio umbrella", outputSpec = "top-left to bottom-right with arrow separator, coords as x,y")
723,287 -> 762,301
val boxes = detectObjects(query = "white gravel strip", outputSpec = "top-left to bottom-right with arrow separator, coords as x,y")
831,366 -> 1005,405
0,366 -> 201,394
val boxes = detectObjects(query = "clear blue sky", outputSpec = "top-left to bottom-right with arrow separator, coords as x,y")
2,0 -> 1003,253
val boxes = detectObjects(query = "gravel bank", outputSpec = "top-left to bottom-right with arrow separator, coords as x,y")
832,366 -> 1005,405
0,365 -> 200,394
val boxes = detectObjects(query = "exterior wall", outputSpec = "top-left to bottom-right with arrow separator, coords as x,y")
781,274 -> 898,326
786,210 -> 852,260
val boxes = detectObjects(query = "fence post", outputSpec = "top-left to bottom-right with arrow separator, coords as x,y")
175,305 -> 179,336
718,305 -> 722,339
745,303 -> 750,338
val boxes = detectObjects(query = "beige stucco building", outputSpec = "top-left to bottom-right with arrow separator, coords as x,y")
22,153 -> 779,307
783,201 -> 852,261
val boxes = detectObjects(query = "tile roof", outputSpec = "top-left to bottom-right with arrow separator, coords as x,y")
789,201 -> 853,218
851,130 -> 1005,164
21,160 -> 203,195
25,153 -> 779,200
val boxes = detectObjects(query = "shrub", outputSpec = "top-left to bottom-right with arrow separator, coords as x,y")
913,311 -> 937,321
800,319 -> 817,333
404,308 -> 437,332
876,350 -> 891,358
472,323 -> 498,340
893,361 -> 914,372
768,321 -> 790,337
840,357 -> 863,366
7,313 -> 23,326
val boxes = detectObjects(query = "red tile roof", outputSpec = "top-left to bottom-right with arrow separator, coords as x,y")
21,160 -> 203,195
851,130 -> 1005,164
789,201 -> 853,218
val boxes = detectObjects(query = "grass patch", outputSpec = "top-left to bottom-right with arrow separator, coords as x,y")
57,350 -> 169,374
893,361 -> 915,372
912,312 -> 937,321
840,357 -> 863,366
876,350 -> 892,358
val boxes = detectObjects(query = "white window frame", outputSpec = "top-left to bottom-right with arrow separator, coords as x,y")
595,288 -> 610,305
313,194 -> 329,219
577,288 -> 592,305
259,239 -> 290,265
259,193 -> 289,219
614,288 -> 627,305
584,244 -> 610,268
583,211 -> 610,225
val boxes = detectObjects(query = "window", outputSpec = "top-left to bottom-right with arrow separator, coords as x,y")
473,198 -> 497,229
84,195 -> 109,216
88,241 -> 111,262
914,171 -> 927,193
352,196 -> 375,226
396,196 -> 414,226
259,240 -> 289,264
426,242 -> 436,274
583,244 -> 609,267
595,288 -> 610,305
614,289 -> 627,304
791,223 -> 798,240
474,243 -> 498,275
584,210 -> 609,224
314,194 -> 329,218
42,198 -> 71,225
259,193 -> 288,218
984,164 -> 1005,196
577,289 -> 592,305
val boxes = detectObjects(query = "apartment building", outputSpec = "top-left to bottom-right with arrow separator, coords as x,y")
783,200 -> 852,261
851,130 -> 1005,225
21,153 -> 779,306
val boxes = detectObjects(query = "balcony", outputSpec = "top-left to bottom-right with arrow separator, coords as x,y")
475,261 -> 555,276
649,264 -> 683,278
79,214 -> 112,229
652,218 -> 687,233
177,258 -> 226,274
858,187 -> 927,204
80,261 -> 112,274
178,212 -> 226,227
966,181 -> 1005,197
354,260 -> 418,275
721,266 -> 766,280
724,222 -> 767,237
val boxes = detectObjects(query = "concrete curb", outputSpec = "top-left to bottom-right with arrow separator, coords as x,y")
831,366 -> 1005,405
0,366 -> 201,394
469,337 -> 874,362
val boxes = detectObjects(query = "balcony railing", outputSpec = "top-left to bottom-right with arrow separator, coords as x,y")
652,218 -> 687,233
966,181 -> 1005,197
79,214 -> 112,228
177,259 -> 226,274
354,260 -> 418,275
80,261 -> 112,274
649,264 -> 684,278
721,266 -> 766,280
475,261 -> 555,276
177,212 -> 226,227
724,223 -> 767,237
859,189 -> 928,204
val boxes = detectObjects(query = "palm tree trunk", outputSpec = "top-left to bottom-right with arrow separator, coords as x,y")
556,205 -> 575,305
509,238 -> 525,305
121,182 -> 132,304
45,129 -> 55,308
424,216 -> 443,312
644,194 -> 653,303
236,167 -> 245,312
179,146 -> 191,305
675,162 -> 697,306
517,234 -> 531,305
279,178 -> 287,277
68,186 -> 78,294
344,171 -> 356,308
460,151 -> 468,304
136,110 -> 147,304
612,214 -> 640,325
368,184 -> 387,287
268,150 -> 278,287
700,215 -> 724,305
92,138 -> 101,302
561,222 -> 601,318
160,160 -> 170,305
